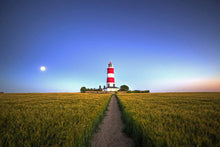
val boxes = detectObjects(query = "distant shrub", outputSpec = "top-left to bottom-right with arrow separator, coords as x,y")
80,87 -> 101,92
120,85 -> 129,91
127,90 -> 150,93
80,87 -> 86,93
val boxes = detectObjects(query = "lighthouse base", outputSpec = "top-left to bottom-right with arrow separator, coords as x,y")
104,87 -> 119,92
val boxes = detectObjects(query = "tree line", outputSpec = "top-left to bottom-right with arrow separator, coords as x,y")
80,85 -> 149,93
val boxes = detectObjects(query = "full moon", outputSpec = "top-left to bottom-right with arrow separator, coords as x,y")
40,66 -> 46,71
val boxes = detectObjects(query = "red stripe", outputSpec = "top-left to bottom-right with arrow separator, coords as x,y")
107,77 -> 115,83
107,68 -> 114,73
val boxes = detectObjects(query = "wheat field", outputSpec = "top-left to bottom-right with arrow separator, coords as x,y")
117,93 -> 220,146
0,93 -> 111,146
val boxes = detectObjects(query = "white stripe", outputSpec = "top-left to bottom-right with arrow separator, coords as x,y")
107,83 -> 115,86
107,73 -> 114,77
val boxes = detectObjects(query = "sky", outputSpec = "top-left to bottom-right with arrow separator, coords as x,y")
0,0 -> 220,93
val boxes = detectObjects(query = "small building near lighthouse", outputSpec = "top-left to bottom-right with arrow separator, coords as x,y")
104,61 -> 119,92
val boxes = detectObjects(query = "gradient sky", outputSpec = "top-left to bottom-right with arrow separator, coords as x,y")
0,0 -> 220,93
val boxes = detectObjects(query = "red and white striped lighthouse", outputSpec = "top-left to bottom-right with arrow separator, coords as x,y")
107,61 -> 115,88
105,61 -> 119,91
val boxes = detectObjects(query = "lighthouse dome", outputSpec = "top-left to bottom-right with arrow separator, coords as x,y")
108,61 -> 113,68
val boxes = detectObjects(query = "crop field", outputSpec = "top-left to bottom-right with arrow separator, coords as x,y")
0,93 -> 111,146
117,93 -> 220,147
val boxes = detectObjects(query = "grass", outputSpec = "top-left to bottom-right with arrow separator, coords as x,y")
117,93 -> 220,147
0,93 -> 111,146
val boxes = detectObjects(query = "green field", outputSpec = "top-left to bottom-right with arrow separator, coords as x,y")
117,93 -> 220,147
0,93 -> 111,146
1,92 -> 219,147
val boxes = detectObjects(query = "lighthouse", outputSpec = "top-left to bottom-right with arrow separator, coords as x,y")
105,61 -> 119,92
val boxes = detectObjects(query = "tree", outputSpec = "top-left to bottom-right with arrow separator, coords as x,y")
80,87 -> 86,93
120,85 -> 129,91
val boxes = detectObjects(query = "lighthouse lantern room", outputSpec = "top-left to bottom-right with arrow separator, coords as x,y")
105,61 -> 119,92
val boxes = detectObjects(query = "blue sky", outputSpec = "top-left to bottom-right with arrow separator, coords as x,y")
0,0 -> 220,92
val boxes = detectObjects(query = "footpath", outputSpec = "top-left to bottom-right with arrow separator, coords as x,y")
90,95 -> 134,147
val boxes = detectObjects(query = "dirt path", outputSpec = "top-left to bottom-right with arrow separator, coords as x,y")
90,95 -> 134,147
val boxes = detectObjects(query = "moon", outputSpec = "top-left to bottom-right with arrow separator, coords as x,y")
40,66 -> 46,71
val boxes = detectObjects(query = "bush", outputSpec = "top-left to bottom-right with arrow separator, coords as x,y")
127,90 -> 150,93
120,85 -> 129,91
80,87 -> 86,93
